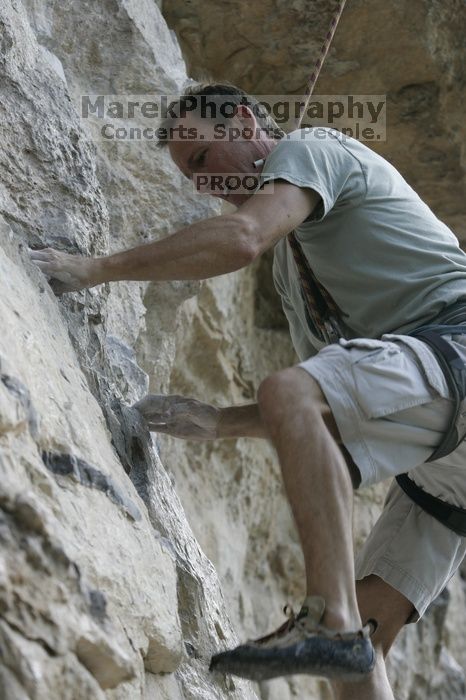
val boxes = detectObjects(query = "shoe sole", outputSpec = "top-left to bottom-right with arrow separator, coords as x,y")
209,636 -> 376,682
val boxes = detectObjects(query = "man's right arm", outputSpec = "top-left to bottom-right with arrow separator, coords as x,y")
29,212 -> 257,293
30,181 -> 320,293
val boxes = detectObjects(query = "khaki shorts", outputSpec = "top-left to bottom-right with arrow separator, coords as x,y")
298,333 -> 466,620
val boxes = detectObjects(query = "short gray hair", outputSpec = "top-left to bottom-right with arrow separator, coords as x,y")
156,81 -> 285,148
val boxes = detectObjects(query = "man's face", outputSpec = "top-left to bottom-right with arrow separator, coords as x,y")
168,110 -> 274,207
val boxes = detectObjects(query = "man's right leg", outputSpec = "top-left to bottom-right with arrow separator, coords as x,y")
257,366 -> 362,634
331,574 -> 415,700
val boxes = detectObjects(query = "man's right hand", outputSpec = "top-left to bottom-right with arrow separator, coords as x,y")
29,247 -> 103,293
134,394 -> 221,441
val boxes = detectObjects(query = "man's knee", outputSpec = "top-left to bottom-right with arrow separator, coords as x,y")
356,575 -> 415,657
257,367 -> 340,441
258,367 -> 318,408
258,369 -> 363,487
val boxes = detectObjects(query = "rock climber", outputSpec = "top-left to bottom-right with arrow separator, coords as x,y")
30,83 -> 466,700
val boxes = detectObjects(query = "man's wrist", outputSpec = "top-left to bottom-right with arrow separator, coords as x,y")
93,248 -> 152,284
217,407 -> 236,438
92,255 -> 115,285
217,404 -> 265,439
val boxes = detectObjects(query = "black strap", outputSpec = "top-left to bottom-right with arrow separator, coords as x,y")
396,324 -> 466,537
408,327 -> 466,461
396,473 -> 466,537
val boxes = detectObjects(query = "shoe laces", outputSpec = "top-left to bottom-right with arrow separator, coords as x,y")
285,600 -> 378,641
250,598 -> 377,647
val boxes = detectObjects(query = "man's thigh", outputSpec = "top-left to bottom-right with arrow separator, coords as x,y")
297,335 -> 454,488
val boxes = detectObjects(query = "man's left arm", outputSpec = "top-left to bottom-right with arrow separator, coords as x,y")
30,181 -> 320,292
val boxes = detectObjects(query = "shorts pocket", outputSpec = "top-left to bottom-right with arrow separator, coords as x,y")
350,341 -> 437,420
339,338 -> 388,354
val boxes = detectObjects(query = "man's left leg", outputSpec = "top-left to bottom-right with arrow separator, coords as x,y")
331,574 -> 415,700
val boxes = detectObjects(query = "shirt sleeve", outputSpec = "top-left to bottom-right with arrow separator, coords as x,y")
258,129 -> 367,222
273,255 -> 318,361
281,294 -> 319,361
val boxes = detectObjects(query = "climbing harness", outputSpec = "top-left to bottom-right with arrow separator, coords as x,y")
396,324 -> 466,537
396,473 -> 466,538
283,2 -> 466,537
409,325 -> 466,462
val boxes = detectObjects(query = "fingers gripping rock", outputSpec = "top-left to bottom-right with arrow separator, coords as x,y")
133,394 -> 221,441
29,247 -> 100,293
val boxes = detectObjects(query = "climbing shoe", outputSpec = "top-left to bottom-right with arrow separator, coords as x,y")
209,596 -> 376,682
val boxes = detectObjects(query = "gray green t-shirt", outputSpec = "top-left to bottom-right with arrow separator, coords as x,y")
260,128 -> 466,360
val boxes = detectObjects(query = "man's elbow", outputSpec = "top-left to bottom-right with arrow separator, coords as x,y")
233,216 -> 262,266
236,238 -> 260,267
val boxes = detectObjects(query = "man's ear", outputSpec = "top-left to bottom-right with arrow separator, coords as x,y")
233,105 -> 258,140
234,104 -> 256,124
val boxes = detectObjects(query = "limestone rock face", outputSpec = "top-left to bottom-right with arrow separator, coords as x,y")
1,1 -> 465,700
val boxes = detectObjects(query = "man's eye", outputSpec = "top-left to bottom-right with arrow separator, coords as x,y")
197,151 -> 207,166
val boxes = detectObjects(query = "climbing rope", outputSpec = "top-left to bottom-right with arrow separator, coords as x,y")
287,0 -> 349,344
290,0 -> 348,131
